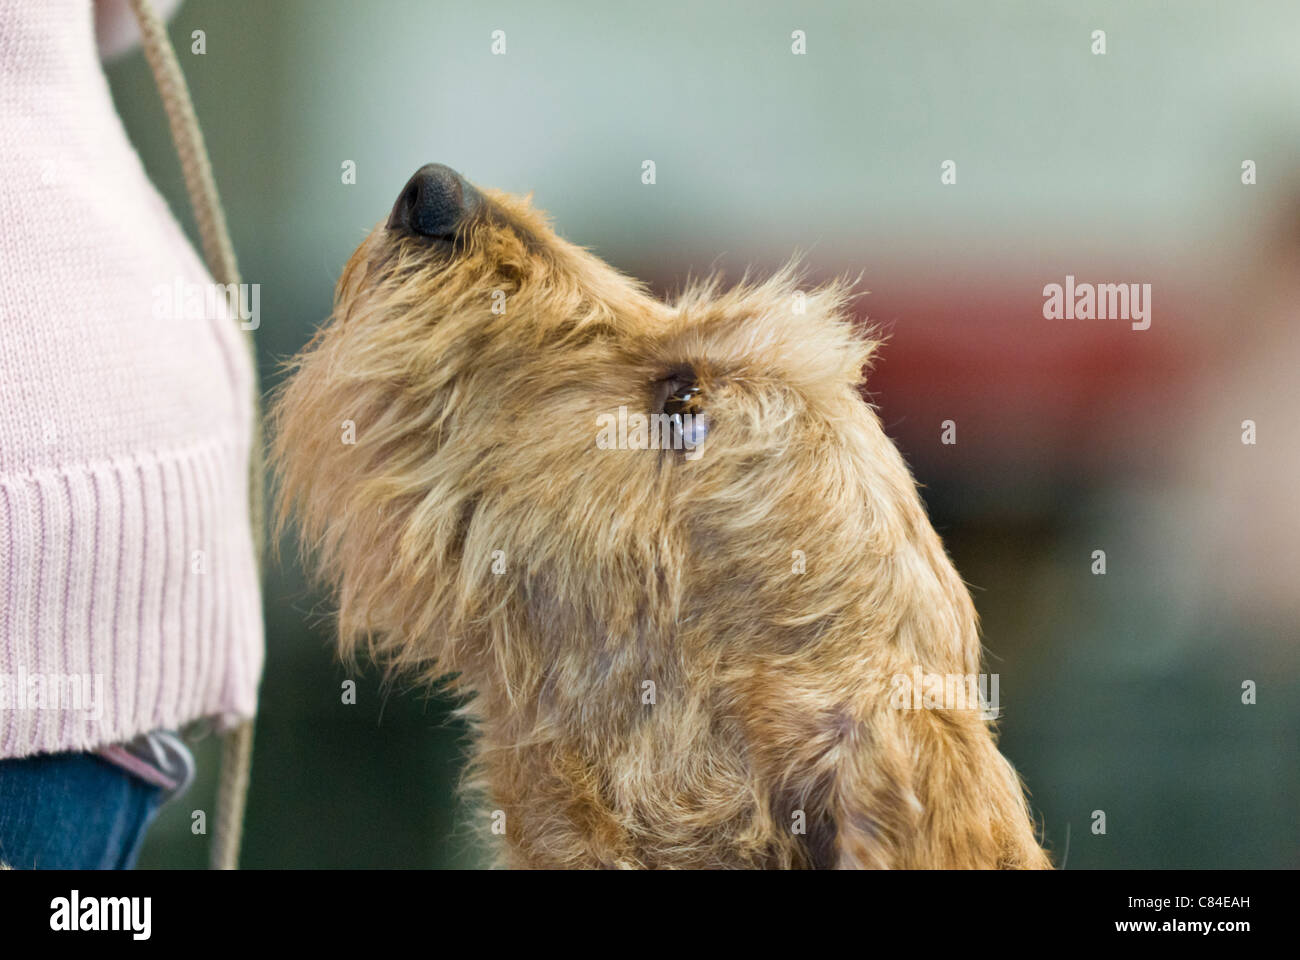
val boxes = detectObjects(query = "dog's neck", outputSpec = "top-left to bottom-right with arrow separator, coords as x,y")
455,515 -> 989,867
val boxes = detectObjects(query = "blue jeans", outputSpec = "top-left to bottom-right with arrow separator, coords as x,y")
0,734 -> 191,870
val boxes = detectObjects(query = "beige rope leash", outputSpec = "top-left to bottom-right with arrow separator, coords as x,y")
127,0 -> 263,870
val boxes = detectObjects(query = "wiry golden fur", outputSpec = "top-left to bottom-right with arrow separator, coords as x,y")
271,178 -> 1050,869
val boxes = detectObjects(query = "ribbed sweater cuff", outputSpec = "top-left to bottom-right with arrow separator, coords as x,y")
0,437 -> 263,758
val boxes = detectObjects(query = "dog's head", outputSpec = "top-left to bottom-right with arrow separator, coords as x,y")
273,162 -> 916,666
272,164 -> 1021,867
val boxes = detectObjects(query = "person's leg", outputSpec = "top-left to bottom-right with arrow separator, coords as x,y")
0,750 -> 165,869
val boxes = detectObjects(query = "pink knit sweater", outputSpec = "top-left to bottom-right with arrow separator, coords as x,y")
0,0 -> 263,758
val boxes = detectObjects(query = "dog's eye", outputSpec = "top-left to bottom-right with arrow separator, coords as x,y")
660,377 -> 708,449
663,382 -> 700,417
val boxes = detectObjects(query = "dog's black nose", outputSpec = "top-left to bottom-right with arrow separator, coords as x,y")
387,163 -> 478,238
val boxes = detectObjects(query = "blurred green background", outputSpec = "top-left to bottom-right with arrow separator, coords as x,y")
103,0 -> 1300,868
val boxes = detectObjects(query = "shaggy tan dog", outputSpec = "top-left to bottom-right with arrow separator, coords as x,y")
272,164 -> 1050,869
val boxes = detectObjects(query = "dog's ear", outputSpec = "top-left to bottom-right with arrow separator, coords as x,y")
778,705 -> 922,869
748,685 -> 920,869
762,698 -> 1048,869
